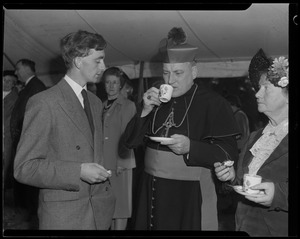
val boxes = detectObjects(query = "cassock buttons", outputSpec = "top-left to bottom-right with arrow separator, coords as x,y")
76,145 -> 80,150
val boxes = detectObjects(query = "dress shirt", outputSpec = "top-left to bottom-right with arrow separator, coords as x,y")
64,75 -> 87,108
3,90 -> 11,99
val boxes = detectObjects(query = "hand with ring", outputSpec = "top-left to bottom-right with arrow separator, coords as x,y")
141,87 -> 161,117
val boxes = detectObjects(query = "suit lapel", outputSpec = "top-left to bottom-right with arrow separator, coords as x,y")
90,96 -> 103,163
57,79 -> 94,148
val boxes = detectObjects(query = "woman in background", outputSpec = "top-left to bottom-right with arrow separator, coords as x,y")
101,67 -> 137,230
214,49 -> 288,236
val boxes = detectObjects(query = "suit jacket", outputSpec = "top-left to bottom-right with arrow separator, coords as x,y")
10,76 -> 46,150
234,129 -> 288,236
3,88 -> 19,186
14,79 -> 115,230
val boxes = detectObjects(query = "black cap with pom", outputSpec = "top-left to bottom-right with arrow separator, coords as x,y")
159,27 -> 198,63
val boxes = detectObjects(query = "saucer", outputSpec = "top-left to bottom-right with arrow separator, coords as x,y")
232,185 -> 265,197
149,136 -> 174,143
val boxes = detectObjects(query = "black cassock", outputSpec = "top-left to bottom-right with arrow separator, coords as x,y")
123,82 -> 240,230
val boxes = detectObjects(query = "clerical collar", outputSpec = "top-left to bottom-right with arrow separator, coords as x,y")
172,83 -> 196,101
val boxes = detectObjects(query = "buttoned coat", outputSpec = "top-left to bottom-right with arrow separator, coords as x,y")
102,94 -> 136,218
14,79 -> 115,230
234,129 -> 288,236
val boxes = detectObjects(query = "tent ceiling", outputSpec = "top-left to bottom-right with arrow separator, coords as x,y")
3,4 -> 289,85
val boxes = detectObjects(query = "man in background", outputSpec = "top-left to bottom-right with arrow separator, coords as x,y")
10,59 -> 46,229
3,70 -> 18,190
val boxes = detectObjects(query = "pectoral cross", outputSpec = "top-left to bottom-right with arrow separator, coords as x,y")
161,108 -> 175,137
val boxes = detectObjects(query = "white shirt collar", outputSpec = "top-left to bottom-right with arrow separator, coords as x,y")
64,75 -> 87,107
25,75 -> 35,86
3,90 -> 11,99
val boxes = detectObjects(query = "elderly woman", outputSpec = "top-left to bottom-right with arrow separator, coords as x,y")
101,67 -> 137,230
214,49 -> 288,236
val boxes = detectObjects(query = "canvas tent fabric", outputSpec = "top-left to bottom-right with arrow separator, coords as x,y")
3,4 -> 289,87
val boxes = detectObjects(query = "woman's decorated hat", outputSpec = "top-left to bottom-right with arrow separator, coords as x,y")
248,48 -> 289,90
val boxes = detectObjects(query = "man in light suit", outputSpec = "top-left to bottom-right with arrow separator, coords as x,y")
14,30 -> 115,230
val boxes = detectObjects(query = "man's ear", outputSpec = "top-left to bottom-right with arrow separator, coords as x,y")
74,57 -> 82,69
192,65 -> 198,80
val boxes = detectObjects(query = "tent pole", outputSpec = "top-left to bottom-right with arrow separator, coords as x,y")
137,61 -> 145,103
3,52 -> 15,68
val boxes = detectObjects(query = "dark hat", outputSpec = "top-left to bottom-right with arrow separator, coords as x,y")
3,70 -> 17,78
159,27 -> 199,63
248,48 -> 272,91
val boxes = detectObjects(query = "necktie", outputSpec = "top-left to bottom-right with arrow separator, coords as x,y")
81,89 -> 94,135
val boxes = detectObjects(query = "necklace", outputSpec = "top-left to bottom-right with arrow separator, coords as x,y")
151,84 -> 198,137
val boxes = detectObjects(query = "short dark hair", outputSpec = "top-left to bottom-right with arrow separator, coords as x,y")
16,59 -> 36,72
101,67 -> 129,89
3,70 -> 17,78
60,30 -> 107,69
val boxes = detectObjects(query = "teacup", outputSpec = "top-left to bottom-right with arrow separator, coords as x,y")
243,174 -> 262,194
159,84 -> 173,103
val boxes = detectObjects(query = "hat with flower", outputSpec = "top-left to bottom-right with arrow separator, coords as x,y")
248,48 -> 289,90
267,56 -> 289,88
158,27 -> 199,63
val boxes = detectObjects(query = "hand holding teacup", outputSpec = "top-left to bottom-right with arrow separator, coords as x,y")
243,174 -> 262,194
244,181 -> 275,206
142,87 -> 161,117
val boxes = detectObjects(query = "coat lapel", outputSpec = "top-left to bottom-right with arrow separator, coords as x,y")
242,129 -> 263,172
57,79 -> 94,148
259,135 -> 288,167
242,129 -> 288,174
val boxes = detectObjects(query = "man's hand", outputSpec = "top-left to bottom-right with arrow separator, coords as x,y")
80,163 -> 112,184
141,87 -> 161,117
160,134 -> 190,155
214,162 -> 236,182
